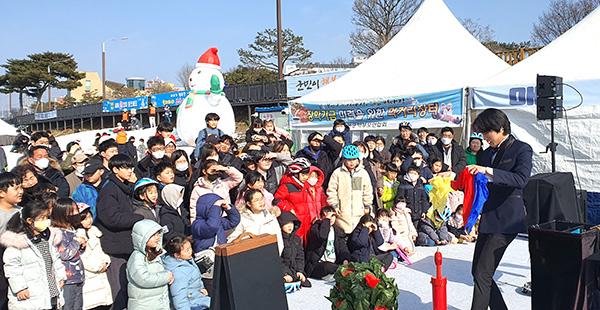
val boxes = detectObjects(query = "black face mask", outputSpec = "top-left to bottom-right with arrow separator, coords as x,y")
68,213 -> 84,227
310,145 -> 321,152
206,174 -> 220,182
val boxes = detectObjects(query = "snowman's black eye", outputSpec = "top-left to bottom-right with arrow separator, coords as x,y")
197,70 -> 202,75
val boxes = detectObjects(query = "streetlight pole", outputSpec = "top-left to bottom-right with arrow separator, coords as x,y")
102,37 -> 128,102
276,0 -> 283,80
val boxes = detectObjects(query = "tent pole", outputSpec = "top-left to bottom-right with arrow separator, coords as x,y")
464,88 -> 471,147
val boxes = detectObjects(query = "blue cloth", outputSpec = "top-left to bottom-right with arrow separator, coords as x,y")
327,128 -> 352,145
301,146 -> 321,161
466,173 -> 489,233
71,183 -> 99,219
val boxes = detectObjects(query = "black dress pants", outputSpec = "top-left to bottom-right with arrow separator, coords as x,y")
470,233 -> 516,310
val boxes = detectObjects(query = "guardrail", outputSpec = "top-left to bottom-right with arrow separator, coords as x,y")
9,80 -> 289,126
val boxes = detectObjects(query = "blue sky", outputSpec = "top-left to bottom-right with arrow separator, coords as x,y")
0,0 -> 552,109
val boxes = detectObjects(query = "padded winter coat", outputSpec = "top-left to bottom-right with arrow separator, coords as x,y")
159,184 -> 191,242
348,226 -> 385,263
71,182 -> 100,219
295,135 -> 343,186
0,228 -> 66,310
126,220 -> 170,310
162,255 -> 210,310
228,207 -> 283,254
96,173 -> 144,256
191,193 -> 240,253
278,212 -> 306,279
56,228 -> 85,285
397,177 -> 430,221
326,164 -> 373,234
274,166 -> 328,244
76,226 -> 112,309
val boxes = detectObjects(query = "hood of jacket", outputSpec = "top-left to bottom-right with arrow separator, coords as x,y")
277,211 -> 301,231
195,193 -> 223,220
161,184 -> 184,209
279,173 -> 303,190
303,165 -> 324,189
0,227 -> 62,249
131,219 -> 165,254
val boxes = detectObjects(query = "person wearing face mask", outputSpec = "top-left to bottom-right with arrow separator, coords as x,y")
135,136 -> 169,180
245,118 -> 269,144
327,119 -> 352,146
64,154 -> 89,197
434,127 -> 467,178
295,132 -> 343,190
400,150 -> 434,183
363,136 -> 383,163
60,141 -> 83,175
20,145 -> 70,198
189,160 -> 242,223
375,136 -> 392,163
273,159 -> 328,245
397,165 -> 430,230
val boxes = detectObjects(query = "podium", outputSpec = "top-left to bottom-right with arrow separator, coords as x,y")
210,233 -> 288,310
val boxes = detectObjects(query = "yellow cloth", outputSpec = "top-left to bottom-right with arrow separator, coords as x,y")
427,176 -> 454,228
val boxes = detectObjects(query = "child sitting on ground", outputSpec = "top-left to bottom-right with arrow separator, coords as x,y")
416,206 -> 453,246
278,211 -> 311,289
127,219 -> 173,309
375,209 -> 402,268
304,206 -> 351,282
347,214 -> 393,271
391,196 -> 417,256
447,205 -> 477,243
162,235 -> 210,310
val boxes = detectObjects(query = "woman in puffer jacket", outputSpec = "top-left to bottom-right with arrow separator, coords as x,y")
274,162 -> 328,245
126,219 -> 172,310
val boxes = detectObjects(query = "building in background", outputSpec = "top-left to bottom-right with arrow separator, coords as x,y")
126,77 -> 146,91
67,71 -> 106,101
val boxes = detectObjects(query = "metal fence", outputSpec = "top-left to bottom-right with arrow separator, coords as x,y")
10,80 -> 289,126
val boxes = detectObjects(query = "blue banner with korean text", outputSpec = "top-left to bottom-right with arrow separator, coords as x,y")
286,70 -> 351,98
150,91 -> 189,108
103,96 -> 148,113
289,88 -> 463,130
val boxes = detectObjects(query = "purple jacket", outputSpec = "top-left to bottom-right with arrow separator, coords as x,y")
57,228 -> 85,284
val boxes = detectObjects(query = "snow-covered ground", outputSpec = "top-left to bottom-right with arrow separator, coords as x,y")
287,237 -> 531,310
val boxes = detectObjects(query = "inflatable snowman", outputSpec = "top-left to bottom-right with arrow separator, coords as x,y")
176,47 -> 236,146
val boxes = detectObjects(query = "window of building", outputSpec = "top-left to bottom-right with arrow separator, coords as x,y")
85,80 -> 91,92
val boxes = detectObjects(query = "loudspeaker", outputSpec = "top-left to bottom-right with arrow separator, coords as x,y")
537,97 -> 563,120
537,75 -> 563,98
536,75 -> 564,120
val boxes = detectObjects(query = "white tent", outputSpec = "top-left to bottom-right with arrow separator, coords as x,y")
0,119 -> 18,146
471,6 -> 600,192
290,0 -> 509,133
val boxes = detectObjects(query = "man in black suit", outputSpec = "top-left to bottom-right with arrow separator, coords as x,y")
466,108 -> 533,310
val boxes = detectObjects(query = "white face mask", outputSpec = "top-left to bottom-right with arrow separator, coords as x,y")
428,138 -> 437,146
206,156 -> 219,162
335,126 -> 345,133
253,128 -> 262,133
175,163 -> 188,172
75,165 -> 85,175
34,158 -> 49,170
306,177 -> 318,186
441,137 -> 452,145
359,153 -> 367,160
408,174 -> 419,182
152,150 -> 165,159
175,197 -> 184,209
395,203 -> 407,211
413,159 -> 422,167
375,146 -> 384,152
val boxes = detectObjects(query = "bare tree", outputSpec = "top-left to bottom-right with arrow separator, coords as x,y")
176,63 -> 194,90
460,18 -> 504,52
349,0 -> 422,56
531,0 -> 600,46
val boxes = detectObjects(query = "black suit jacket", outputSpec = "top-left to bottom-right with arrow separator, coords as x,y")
478,135 -> 532,234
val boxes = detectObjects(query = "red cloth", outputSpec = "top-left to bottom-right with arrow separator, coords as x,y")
154,132 -> 176,142
274,166 -> 328,245
451,169 -> 475,226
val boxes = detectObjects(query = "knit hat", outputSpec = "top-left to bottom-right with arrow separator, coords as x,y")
72,154 -> 88,164
116,132 -> 127,144
197,47 -> 220,69
77,202 -> 91,213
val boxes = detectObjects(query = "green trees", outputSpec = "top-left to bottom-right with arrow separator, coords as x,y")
0,52 -> 84,115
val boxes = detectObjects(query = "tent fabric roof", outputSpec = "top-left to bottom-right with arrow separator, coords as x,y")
295,0 -> 509,104
0,119 -> 17,135
476,6 -> 600,88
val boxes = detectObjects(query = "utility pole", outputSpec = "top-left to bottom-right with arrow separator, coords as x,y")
277,0 -> 283,80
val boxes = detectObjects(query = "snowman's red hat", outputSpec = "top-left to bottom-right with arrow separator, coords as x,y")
197,47 -> 221,69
